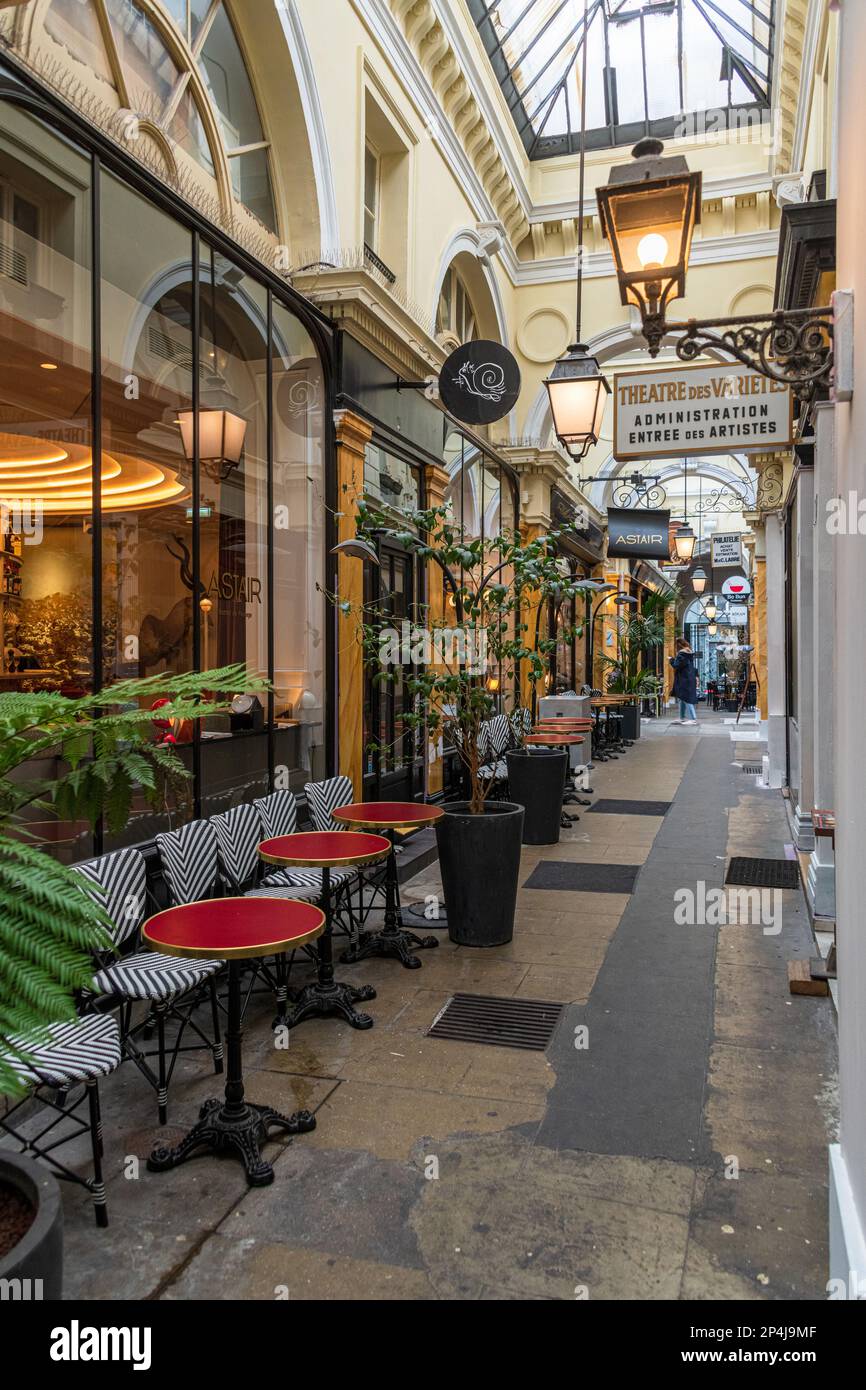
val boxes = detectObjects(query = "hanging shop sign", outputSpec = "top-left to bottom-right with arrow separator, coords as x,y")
606,507 -> 671,560
726,604 -> 749,625
612,362 -> 794,461
438,340 -> 521,426
711,533 -> 742,567
721,574 -> 752,599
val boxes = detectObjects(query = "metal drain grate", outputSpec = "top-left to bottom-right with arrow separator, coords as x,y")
426,992 -> 565,1052
726,857 -> 799,889
740,763 -> 763,775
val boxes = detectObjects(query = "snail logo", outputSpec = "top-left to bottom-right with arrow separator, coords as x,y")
438,340 -> 521,426
452,360 -> 507,404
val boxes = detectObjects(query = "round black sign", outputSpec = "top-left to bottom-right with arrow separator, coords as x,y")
438,339 -> 521,426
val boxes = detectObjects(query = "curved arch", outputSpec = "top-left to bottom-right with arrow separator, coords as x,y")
272,0 -> 339,252
432,228 -> 509,345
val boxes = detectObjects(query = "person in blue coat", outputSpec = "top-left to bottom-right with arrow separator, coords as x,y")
670,637 -> 699,726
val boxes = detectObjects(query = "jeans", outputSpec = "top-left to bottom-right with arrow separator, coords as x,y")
679,700 -> 697,721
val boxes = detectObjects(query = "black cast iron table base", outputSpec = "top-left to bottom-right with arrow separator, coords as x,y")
341,925 -> 438,971
147,1097 -> 315,1187
282,979 -> 377,1029
339,828 -> 438,969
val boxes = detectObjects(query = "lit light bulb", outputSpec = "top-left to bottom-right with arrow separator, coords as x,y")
637,232 -> 669,269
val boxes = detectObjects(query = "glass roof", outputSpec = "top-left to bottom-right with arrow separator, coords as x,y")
468,0 -> 775,159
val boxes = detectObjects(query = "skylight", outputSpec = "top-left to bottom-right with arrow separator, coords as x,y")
468,0 -> 775,159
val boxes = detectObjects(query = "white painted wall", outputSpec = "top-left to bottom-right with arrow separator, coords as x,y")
831,0 -> 866,1292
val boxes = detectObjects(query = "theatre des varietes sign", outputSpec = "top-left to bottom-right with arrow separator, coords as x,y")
613,362 -> 793,461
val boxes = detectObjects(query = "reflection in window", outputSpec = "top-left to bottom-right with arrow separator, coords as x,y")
0,102 -> 94,860
45,0 -> 118,90
363,444 -> 420,513
105,0 -> 180,110
272,301 -> 326,790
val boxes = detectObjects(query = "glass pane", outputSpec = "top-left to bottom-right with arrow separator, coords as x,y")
189,0 -> 213,47
197,247 -> 269,721
272,300 -> 326,790
105,0 -> 181,110
0,102 -> 93,860
161,0 -> 188,39
199,2 -> 265,147
170,83 -> 216,175
99,171 -> 193,844
227,148 -> 276,232
363,443 -> 420,513
44,0 -> 117,90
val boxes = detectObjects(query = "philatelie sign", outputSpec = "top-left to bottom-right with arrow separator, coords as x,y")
613,363 -> 793,461
712,533 -> 742,567
606,507 -> 671,560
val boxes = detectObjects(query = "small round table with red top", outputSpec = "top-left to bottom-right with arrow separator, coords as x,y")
144,896 -> 324,1187
526,730 -> 588,821
258,830 -> 391,1031
331,801 -> 444,969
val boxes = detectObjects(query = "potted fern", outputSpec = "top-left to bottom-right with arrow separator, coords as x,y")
0,664 -> 262,1293
349,500 -> 587,944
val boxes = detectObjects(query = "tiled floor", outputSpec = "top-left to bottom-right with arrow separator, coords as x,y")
15,711 -> 838,1300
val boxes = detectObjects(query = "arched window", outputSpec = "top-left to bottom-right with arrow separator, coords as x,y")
17,0 -> 277,232
436,265 -> 479,347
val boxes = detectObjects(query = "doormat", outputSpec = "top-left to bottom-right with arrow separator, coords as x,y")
725,857 -> 799,889
588,799 -> 670,816
426,992 -> 565,1052
523,861 -> 640,893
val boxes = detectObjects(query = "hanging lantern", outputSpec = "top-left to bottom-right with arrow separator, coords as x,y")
704,597 -> 718,621
596,139 -> 702,343
544,344 -> 611,461
674,523 -> 696,561
691,566 -> 707,594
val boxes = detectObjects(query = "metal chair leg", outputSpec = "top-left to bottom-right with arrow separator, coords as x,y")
87,1081 -> 108,1229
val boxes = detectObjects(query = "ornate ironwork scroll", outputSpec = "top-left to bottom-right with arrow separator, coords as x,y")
664,308 -> 834,394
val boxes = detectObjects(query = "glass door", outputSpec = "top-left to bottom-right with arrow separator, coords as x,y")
363,541 -> 422,802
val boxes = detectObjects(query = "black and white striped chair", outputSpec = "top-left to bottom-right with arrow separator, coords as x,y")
211,802 -> 321,1020
0,1014 -> 121,1227
478,714 -> 509,791
78,846 -> 223,1125
304,777 -> 385,925
254,789 -> 357,899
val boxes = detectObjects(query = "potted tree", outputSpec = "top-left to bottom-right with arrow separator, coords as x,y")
0,664 -> 261,1296
348,501 -> 588,944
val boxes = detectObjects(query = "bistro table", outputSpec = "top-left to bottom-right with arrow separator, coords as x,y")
144,896 -> 324,1186
525,730 -> 587,822
259,830 -> 391,1030
331,801 -> 444,969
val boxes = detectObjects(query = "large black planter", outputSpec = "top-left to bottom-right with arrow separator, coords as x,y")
435,800 -> 524,946
0,1152 -> 63,1301
506,748 -> 568,846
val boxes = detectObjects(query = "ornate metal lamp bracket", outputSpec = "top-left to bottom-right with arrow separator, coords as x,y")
644,307 -> 834,396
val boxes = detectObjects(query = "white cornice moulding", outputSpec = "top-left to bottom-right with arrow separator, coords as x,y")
429,0 -> 532,215
509,229 -> 780,286
529,173 -> 777,226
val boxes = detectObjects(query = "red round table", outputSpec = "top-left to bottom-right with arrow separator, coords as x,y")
259,831 -> 390,1031
331,802 -> 444,969
144,896 -> 324,1187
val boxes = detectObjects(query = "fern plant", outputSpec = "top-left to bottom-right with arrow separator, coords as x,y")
0,665 -> 266,1096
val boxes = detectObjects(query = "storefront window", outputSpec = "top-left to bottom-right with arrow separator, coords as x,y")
272,299 -> 326,791
0,101 -> 93,859
0,94 -> 329,854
